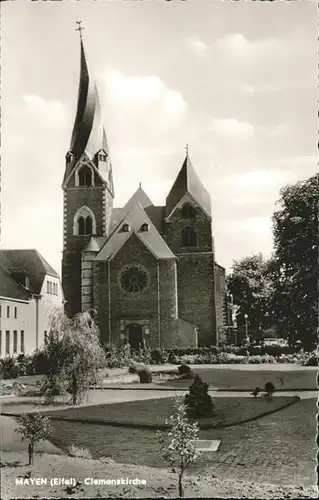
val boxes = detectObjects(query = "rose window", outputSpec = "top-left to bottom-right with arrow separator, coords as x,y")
118,265 -> 150,295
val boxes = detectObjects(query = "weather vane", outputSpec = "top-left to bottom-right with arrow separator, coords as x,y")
139,181 -> 142,188
185,143 -> 189,155
75,21 -> 84,38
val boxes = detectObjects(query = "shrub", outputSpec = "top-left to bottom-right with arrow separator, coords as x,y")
178,364 -> 192,377
129,362 -> 152,383
0,357 -> 20,379
15,413 -> 53,465
264,381 -> 275,396
185,374 -> 214,418
68,445 -> 92,459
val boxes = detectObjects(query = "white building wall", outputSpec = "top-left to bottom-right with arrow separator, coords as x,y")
0,275 -> 63,358
0,297 -> 37,357
38,274 -> 64,347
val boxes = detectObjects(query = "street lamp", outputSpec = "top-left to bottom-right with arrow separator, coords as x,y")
244,314 -> 249,345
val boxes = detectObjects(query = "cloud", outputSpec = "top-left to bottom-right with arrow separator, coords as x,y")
216,34 -> 278,61
21,94 -> 68,128
185,36 -> 208,56
211,118 -> 255,139
101,69 -> 188,148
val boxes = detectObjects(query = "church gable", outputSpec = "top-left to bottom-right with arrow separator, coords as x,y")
95,203 -> 175,261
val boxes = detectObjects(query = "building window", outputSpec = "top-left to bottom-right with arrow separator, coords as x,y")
6,331 -> 10,355
141,223 -> 149,232
182,227 -> 197,247
78,165 -> 93,186
13,331 -> 17,354
20,331 -> 25,354
25,275 -> 30,289
98,153 -> 107,162
122,223 -> 130,232
0,305 -> 2,317
78,215 -> 93,235
73,206 -> 96,236
182,203 -> 196,219
0,331 -> 2,356
7,306 -> 10,318
14,307 -> 17,319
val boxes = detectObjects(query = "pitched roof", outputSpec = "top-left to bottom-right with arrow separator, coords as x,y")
166,153 -> 211,217
83,236 -> 107,252
0,249 -> 59,295
0,265 -> 31,301
124,186 -> 153,211
95,203 -> 175,261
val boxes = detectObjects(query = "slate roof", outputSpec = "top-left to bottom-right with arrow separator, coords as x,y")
0,265 -> 31,300
63,39 -> 113,194
166,154 -> 211,217
95,203 -> 175,261
83,236 -> 107,253
0,249 -> 59,295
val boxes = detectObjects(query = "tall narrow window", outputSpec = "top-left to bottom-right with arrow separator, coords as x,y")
86,216 -> 92,235
78,165 -> 92,186
47,281 -> 50,293
20,330 -> 25,354
182,227 -> 197,247
0,331 -> 2,356
13,330 -> 17,354
7,306 -> 10,318
14,307 -> 17,319
0,305 -> 2,317
6,331 -> 10,355
78,216 -> 85,235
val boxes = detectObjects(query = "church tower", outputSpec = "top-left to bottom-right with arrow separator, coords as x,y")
62,27 -> 114,317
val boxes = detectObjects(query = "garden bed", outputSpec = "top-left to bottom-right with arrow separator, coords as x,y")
159,368 -> 317,391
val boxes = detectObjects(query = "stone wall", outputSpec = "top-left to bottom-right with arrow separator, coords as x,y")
93,233 -> 178,348
177,253 -> 217,346
165,204 -> 213,254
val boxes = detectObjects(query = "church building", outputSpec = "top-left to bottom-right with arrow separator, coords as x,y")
62,35 -> 227,349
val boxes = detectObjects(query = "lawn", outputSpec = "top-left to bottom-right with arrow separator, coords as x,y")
40,395 -> 297,428
45,399 -> 316,487
160,368 -> 317,390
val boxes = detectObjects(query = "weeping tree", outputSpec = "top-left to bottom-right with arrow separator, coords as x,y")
40,308 -> 106,404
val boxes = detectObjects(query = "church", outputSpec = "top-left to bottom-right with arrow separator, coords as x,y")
62,34 -> 227,349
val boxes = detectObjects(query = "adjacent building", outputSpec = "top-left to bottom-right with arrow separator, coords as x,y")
0,249 -> 63,358
62,36 -> 228,349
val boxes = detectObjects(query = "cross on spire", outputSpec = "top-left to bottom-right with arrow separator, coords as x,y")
139,181 -> 142,188
185,143 -> 189,156
75,21 -> 84,39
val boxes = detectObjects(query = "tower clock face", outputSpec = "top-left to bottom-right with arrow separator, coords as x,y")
118,265 -> 150,295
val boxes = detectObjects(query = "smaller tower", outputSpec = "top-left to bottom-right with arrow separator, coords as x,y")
62,24 -> 114,317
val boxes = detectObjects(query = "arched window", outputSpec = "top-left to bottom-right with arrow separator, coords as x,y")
182,203 -> 196,219
78,216 -> 85,235
78,165 -> 93,186
73,206 -> 96,235
182,227 -> 197,247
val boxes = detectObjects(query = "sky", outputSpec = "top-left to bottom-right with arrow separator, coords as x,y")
1,1 -> 317,277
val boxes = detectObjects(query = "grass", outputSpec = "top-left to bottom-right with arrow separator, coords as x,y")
40,395 -> 297,428
159,368 -> 317,390
44,399 -> 316,488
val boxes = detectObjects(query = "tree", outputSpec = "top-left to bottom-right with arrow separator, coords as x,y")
15,413 -> 53,465
227,254 -> 275,343
271,173 -> 318,349
157,398 -> 200,498
40,309 -> 106,404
